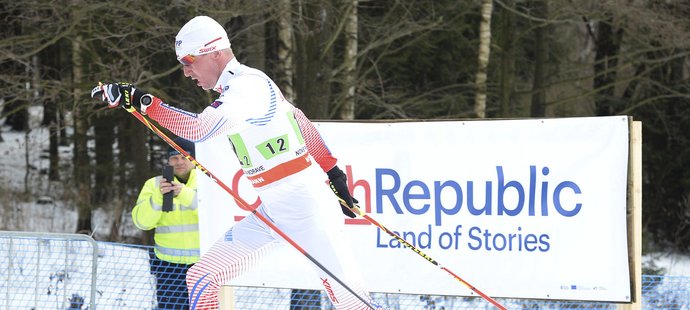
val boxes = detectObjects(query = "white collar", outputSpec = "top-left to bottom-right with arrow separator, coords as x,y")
213,57 -> 242,93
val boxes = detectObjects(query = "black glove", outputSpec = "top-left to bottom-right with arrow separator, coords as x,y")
90,82 -> 153,111
327,165 -> 359,218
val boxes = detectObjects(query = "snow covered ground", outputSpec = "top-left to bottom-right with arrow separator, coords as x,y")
0,107 -> 155,309
0,107 -> 139,240
0,233 -> 155,309
648,252 -> 690,276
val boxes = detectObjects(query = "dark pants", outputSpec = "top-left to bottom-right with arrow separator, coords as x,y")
149,251 -> 193,310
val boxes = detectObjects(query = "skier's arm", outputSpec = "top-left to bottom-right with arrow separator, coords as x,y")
91,82 -> 233,143
292,107 -> 358,218
292,107 -> 337,172
143,97 -> 232,143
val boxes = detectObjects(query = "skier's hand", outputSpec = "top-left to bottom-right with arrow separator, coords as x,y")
91,82 -> 154,113
327,165 -> 359,218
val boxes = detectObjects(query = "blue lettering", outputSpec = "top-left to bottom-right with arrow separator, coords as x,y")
553,181 -> 582,216
403,180 -> 430,215
541,167 -> 550,215
524,234 -> 538,251
376,168 -> 403,214
493,233 -> 507,251
539,234 -> 551,251
466,226 -> 551,252
436,225 -> 462,250
419,225 -> 432,249
372,166 -> 582,221
376,227 -> 388,248
375,225 -> 433,249
528,165 -> 537,216
433,180 -> 462,226
439,232 -> 453,249
467,181 -> 492,215
467,226 -> 483,250
402,231 -> 416,245
508,228 -> 521,251
497,166 -> 525,216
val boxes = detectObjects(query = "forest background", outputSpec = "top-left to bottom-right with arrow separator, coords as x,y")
1,0 -> 689,270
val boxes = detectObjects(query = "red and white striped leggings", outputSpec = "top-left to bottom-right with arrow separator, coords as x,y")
186,167 -> 378,309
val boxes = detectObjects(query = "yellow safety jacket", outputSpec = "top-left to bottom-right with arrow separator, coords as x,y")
132,169 -> 200,264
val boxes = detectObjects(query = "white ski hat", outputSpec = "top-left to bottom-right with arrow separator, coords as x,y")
175,16 -> 231,60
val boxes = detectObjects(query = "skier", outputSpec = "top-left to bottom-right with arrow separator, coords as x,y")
92,15 -> 380,310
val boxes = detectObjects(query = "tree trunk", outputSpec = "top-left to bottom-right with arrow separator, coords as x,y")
530,0 -> 548,117
23,129 -> 31,195
40,49 -> 59,182
40,39 -> 67,182
593,16 -> 623,116
498,0 -> 516,118
118,115 -> 151,243
295,0 -> 333,118
46,99 -> 60,181
116,119 -> 130,243
108,201 -> 125,242
339,0 -> 358,120
72,34 -> 93,235
93,111 -> 114,204
245,7 -> 266,71
474,0 -> 493,119
2,97 -> 29,131
276,0 -> 295,102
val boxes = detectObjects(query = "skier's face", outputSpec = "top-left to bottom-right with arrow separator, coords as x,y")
181,51 -> 222,90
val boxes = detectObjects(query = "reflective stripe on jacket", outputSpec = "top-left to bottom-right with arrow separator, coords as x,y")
132,169 -> 200,264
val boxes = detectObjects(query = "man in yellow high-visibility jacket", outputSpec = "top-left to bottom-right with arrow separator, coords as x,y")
132,137 -> 198,309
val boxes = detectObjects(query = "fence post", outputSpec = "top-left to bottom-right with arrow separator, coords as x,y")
618,120 -> 642,310
219,285 -> 235,309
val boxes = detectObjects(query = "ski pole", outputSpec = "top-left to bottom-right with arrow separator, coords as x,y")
337,198 -> 507,310
122,106 -> 377,310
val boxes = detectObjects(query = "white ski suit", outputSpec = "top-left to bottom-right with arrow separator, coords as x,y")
143,58 -> 377,310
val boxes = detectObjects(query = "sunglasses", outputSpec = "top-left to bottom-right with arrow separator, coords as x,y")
177,37 -> 224,66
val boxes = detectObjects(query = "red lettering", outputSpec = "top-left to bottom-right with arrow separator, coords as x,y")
345,165 -> 371,226
321,277 -> 338,304
198,46 -> 217,53
232,169 -> 261,213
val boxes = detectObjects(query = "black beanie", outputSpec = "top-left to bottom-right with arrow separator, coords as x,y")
167,137 -> 195,158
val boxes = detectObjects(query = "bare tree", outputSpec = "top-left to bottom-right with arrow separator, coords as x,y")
350,0 -> 449,119
498,0 -> 517,117
339,0 -> 358,120
474,0 -> 494,118
590,12 -> 624,116
275,0 -> 295,102
529,0 -> 548,117
294,0 -> 335,118
93,110 -> 114,204
72,33 -> 92,235
2,0 -> 690,252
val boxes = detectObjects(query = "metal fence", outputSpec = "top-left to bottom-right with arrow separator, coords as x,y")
1,230 -> 689,309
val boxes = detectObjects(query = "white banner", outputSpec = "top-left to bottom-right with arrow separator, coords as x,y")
196,116 -> 631,302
